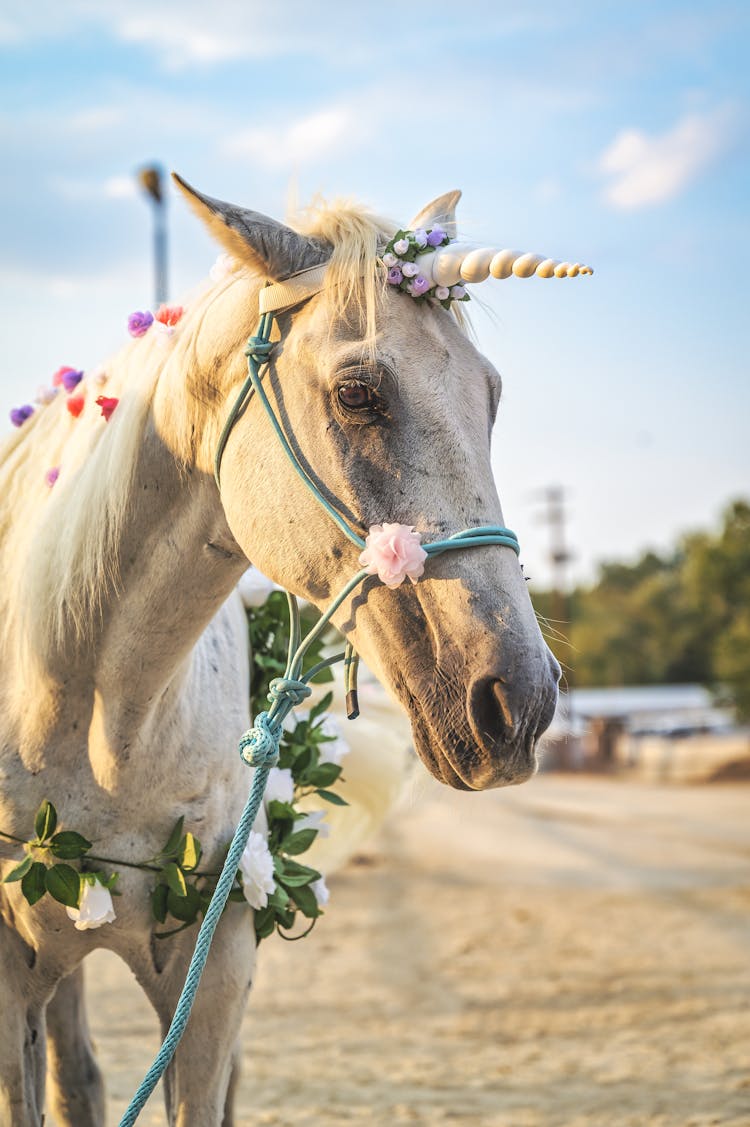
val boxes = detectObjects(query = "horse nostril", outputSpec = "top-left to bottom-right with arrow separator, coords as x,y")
469,677 -> 520,744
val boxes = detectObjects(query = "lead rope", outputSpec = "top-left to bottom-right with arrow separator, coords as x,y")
120,314 -> 520,1125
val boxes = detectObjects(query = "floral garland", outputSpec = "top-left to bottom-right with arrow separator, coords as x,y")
382,226 -> 470,310
1,590 -> 349,944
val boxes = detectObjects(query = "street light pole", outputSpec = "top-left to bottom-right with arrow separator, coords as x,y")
137,165 -> 168,308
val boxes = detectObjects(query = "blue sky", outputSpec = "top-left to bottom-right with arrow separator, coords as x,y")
1,1 -> 747,585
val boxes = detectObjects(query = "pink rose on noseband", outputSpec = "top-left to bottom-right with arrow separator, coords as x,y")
359,523 -> 427,588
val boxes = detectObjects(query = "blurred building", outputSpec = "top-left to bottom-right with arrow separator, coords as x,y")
540,685 -> 749,782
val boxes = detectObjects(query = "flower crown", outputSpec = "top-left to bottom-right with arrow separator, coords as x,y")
382,228 -> 470,310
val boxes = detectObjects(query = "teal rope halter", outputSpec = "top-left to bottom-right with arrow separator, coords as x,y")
120,309 -> 521,1125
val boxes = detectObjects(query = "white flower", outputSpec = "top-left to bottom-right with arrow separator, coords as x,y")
450,284 -> 467,299
296,809 -> 330,839
317,714 -> 350,766
393,238 -> 409,255
66,880 -> 116,931
210,252 -> 237,281
238,566 -> 278,608
382,252 -> 398,268
412,228 -> 428,247
401,261 -> 419,278
435,286 -> 451,301
35,385 -> 58,405
311,877 -> 330,906
238,831 -> 276,909
265,766 -> 294,806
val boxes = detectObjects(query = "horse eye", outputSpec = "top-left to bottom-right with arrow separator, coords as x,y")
338,382 -> 374,410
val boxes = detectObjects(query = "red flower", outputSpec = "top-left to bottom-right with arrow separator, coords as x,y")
66,395 -> 85,418
154,304 -> 183,327
95,395 -> 119,421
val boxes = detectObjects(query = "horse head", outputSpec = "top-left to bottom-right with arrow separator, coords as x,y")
176,177 -> 567,790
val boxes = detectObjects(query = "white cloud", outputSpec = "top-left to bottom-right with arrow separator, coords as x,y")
52,175 -> 139,202
598,106 -> 737,210
223,105 -> 362,170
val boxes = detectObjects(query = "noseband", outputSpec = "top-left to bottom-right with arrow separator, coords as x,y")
120,299 -> 522,1125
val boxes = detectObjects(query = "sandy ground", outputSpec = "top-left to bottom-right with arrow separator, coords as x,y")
80,775 -> 750,1127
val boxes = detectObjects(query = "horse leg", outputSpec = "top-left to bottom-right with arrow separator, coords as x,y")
221,1046 -> 242,1127
0,924 -> 46,1127
45,964 -> 105,1127
132,912 -> 255,1127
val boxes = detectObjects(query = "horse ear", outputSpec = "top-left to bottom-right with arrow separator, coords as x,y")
408,190 -> 462,239
172,173 -> 328,280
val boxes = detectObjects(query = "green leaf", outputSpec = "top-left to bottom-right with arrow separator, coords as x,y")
317,788 -> 349,806
162,861 -> 187,898
290,882 -> 320,919
151,883 -> 169,923
45,863 -> 81,908
275,906 -> 296,931
280,828 -> 317,856
166,884 -> 201,923
254,906 -> 276,941
21,862 -> 47,906
49,831 -> 92,859
34,800 -> 57,842
267,800 -> 297,822
309,692 -> 334,723
267,885 -> 290,910
277,858 -> 321,887
303,763 -> 341,788
178,833 -> 202,873
161,816 -> 185,858
3,855 -> 33,883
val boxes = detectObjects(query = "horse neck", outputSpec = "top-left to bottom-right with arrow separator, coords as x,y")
7,287 -> 257,722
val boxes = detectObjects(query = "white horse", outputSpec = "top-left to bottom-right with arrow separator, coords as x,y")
0,180 -> 561,1126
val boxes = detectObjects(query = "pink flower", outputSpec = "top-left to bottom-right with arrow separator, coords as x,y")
35,386 -> 59,405
45,467 -> 60,487
96,395 -> 119,421
155,304 -> 183,327
359,523 -> 427,588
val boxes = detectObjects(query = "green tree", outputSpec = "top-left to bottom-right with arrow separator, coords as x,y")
530,499 -> 750,720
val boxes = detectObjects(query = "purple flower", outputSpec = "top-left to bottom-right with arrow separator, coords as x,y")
45,467 -> 60,487
427,227 -> 447,247
401,261 -> 419,278
435,286 -> 451,301
412,228 -> 428,247
393,238 -> 409,255
387,266 -> 403,286
450,284 -> 467,300
61,368 -> 84,392
382,252 -> 398,268
10,405 -> 34,427
410,274 -> 431,297
127,310 -> 154,338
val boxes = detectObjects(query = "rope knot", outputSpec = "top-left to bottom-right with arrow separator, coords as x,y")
267,677 -> 312,708
245,337 -> 274,363
238,712 -> 280,768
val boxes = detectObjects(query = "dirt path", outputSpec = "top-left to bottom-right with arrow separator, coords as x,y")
82,776 -> 750,1126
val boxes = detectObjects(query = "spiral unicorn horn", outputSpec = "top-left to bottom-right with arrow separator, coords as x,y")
416,241 -> 593,286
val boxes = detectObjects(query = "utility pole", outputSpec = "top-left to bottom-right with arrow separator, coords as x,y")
534,485 -> 575,685
137,164 -> 168,307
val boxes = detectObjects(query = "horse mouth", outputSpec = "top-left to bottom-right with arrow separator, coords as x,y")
400,677 -> 557,791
